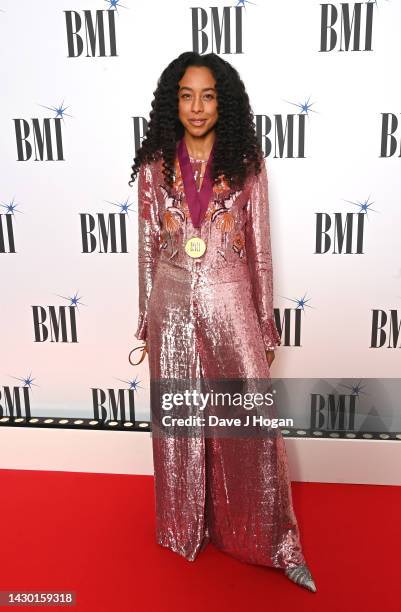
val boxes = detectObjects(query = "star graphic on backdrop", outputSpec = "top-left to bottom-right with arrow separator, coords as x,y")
105,198 -> 135,215
342,195 -> 378,217
105,0 -> 128,10
368,0 -> 389,7
10,372 -> 39,389
282,96 -> 318,117
235,0 -> 257,8
1,197 -> 21,215
115,376 -> 143,392
339,380 -> 368,397
279,292 -> 313,312
55,291 -> 86,309
38,99 -> 73,121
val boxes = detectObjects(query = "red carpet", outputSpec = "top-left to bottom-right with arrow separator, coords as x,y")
0,469 -> 399,611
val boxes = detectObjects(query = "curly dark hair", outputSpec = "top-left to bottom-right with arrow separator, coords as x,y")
128,51 -> 263,192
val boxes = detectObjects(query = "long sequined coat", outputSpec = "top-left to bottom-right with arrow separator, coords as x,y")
135,148 -> 306,569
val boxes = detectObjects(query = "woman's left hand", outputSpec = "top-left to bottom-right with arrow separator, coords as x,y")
265,350 -> 275,368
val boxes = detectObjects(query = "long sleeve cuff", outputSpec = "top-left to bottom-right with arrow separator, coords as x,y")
260,316 -> 281,351
134,312 -> 147,342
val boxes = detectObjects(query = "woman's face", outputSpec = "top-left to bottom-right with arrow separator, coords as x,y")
177,65 -> 218,137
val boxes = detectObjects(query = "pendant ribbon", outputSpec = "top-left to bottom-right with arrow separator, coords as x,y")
177,136 -> 215,229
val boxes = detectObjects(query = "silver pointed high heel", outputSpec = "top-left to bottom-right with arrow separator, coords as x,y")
284,564 -> 317,593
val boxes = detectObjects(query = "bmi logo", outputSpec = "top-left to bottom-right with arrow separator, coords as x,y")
371,309 -> 401,348
64,4 -> 121,57
0,373 -> 37,419
319,2 -> 375,52
255,98 -> 317,158
191,4 -> 244,54
0,197 -> 19,253
91,376 -> 142,421
309,381 -> 363,430
32,292 -> 84,343
315,196 -> 377,254
13,101 -> 71,162
380,113 -> 401,157
80,197 -> 134,253
273,292 -> 313,347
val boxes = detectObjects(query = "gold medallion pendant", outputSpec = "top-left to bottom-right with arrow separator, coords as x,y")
185,236 -> 207,258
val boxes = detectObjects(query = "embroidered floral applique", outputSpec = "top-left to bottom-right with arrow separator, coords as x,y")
203,178 -> 239,245
212,208 -> 235,233
156,156 -> 241,261
159,229 -> 169,251
163,207 -> 185,234
139,167 -> 154,222
232,231 -> 245,258
157,162 -> 187,258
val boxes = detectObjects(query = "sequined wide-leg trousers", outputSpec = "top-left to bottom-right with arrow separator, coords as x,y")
147,259 -> 305,569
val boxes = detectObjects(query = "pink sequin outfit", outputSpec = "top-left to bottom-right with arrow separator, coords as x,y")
135,146 -> 306,568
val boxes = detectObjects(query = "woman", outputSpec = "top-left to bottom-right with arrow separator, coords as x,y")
128,51 -> 317,593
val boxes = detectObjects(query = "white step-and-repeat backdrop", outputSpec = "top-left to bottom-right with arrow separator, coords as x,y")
1,0 -> 400,439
